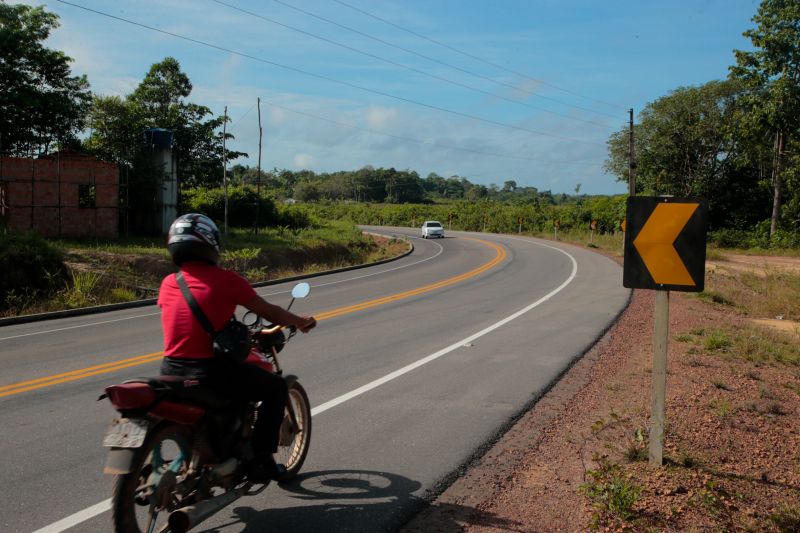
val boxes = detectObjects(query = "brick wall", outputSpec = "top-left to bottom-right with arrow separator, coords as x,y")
0,152 -> 119,238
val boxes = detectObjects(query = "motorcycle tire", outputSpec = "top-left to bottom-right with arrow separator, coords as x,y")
275,381 -> 311,482
111,422 -> 193,533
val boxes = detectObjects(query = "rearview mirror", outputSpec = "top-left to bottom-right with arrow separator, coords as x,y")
291,282 -> 310,299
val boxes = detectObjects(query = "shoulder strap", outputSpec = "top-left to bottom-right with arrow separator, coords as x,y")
175,271 -> 216,335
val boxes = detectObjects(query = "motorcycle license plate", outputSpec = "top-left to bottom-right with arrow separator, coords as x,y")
103,418 -> 148,448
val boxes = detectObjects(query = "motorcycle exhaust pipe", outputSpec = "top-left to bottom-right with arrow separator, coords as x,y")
168,487 -> 245,533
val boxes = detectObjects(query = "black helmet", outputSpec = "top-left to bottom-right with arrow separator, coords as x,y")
167,213 -> 221,266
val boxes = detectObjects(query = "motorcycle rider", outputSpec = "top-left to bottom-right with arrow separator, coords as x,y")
157,213 -> 316,481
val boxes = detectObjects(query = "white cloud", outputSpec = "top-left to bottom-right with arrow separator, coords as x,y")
293,153 -> 315,168
365,105 -> 399,129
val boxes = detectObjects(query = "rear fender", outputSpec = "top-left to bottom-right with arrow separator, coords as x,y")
104,382 -> 156,410
104,382 -> 206,425
104,447 -> 137,474
103,420 -> 193,474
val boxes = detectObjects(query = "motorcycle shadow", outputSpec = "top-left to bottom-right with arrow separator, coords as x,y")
195,469 -> 523,533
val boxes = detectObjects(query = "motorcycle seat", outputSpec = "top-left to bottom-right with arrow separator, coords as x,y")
124,377 -> 231,409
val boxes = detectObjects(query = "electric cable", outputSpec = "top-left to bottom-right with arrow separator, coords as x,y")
272,0 -> 621,118
53,0 -> 606,148
332,0 -> 629,112
212,0 -> 609,128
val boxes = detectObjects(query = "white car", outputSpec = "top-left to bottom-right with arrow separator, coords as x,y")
421,220 -> 445,239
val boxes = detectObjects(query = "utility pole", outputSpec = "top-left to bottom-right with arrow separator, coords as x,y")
629,108 -> 636,197
223,105 -> 228,240
256,97 -> 263,234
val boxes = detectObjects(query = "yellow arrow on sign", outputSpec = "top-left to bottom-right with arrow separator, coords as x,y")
633,203 -> 699,286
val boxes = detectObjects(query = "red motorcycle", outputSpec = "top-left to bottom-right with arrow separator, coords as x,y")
101,283 -> 313,533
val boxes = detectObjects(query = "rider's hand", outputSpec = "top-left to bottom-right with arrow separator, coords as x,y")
296,316 -> 316,333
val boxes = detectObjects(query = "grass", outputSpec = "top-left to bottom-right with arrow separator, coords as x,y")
53,270 -> 102,309
703,329 -> 732,352
688,325 -> 800,366
708,245 -> 800,258
704,268 -> 800,321
696,290 -> 735,306
711,379 -> 732,391
623,428 -> 647,463
580,455 -> 641,527
709,398 -> 732,418
1,221 -> 410,317
769,502 -> 800,532
784,382 -> 800,395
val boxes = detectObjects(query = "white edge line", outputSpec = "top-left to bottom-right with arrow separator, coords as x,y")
31,499 -> 111,533
312,242 -> 577,416
0,314 -> 161,342
32,237 -> 575,533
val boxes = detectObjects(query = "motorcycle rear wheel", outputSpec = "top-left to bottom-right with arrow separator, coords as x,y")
111,423 -> 192,533
275,381 -> 311,482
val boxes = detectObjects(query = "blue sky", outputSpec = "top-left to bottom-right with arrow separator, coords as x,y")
31,0 -> 760,194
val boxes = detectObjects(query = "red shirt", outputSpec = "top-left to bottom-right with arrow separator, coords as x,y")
158,262 -> 257,359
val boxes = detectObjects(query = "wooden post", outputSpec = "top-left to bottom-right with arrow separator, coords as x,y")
222,105 -> 228,241
649,289 -> 669,466
629,108 -> 636,197
255,97 -> 262,234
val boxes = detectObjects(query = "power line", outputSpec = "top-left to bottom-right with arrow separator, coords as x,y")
53,0 -> 606,148
332,0 -> 629,113
212,0 -> 608,128
271,0 -> 621,119
232,101 -> 257,124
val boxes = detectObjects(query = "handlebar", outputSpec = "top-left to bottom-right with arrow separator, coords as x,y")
255,324 -> 297,336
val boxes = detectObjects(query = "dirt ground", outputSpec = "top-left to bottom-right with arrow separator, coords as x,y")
403,252 -> 800,532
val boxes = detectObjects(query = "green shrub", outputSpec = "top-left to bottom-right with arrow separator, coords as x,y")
55,271 -> 101,309
182,186 -> 279,228
109,287 -> 137,303
0,233 -> 66,310
580,456 -> 641,526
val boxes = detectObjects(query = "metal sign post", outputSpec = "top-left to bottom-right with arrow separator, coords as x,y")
623,196 -> 707,467
650,290 -> 669,465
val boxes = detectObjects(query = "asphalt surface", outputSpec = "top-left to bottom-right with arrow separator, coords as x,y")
0,228 -> 628,532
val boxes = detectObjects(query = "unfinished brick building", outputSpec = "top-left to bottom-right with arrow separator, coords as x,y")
0,151 -> 119,239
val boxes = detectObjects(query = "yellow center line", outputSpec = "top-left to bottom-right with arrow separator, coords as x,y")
1,237 -> 505,399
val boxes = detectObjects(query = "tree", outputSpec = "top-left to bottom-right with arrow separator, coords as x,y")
730,0 -> 800,236
0,3 -> 91,155
86,57 -> 244,195
605,80 -> 770,228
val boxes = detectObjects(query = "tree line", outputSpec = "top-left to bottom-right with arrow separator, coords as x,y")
2,1 -> 798,242
228,165 -> 576,205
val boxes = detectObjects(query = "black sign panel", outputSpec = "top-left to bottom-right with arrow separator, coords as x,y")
623,196 -> 707,292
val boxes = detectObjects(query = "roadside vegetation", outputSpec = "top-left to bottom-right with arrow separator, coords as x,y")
0,222 -> 407,317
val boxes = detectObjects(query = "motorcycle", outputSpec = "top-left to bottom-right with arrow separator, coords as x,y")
100,282 -> 313,533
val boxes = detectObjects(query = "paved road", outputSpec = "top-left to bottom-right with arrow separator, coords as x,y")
0,228 -> 628,532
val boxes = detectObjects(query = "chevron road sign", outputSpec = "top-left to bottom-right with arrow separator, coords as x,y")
623,196 -> 707,292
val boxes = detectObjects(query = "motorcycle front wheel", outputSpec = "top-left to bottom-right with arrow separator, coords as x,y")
275,381 -> 311,482
111,423 -> 192,533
